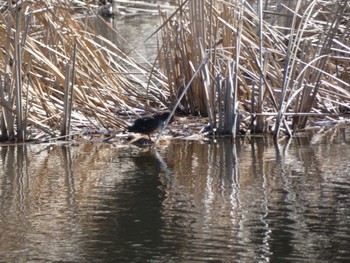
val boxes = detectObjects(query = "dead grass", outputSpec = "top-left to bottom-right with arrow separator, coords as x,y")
157,0 -> 350,137
0,0 -> 169,142
1,0 -> 349,142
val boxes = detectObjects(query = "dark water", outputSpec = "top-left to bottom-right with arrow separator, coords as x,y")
0,128 -> 350,262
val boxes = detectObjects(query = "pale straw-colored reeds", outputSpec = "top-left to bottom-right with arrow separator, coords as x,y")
0,0 -> 169,142
158,0 -> 350,138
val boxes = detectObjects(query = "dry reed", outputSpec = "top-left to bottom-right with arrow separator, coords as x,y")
1,0 -> 349,142
158,0 -> 350,137
0,0 -> 169,142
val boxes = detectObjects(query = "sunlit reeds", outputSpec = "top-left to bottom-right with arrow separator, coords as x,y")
158,0 -> 350,137
0,0 -> 168,142
1,0 -> 348,142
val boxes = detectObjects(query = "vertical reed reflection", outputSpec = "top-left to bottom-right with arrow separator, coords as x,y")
163,138 -> 277,261
0,146 -> 30,261
0,143 -> 126,262
61,146 -> 76,208
163,133 -> 350,261
0,130 -> 349,262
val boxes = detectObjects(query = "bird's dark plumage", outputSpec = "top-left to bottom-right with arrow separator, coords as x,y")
127,112 -> 172,140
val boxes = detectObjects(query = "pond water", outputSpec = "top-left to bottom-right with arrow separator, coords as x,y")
0,128 -> 350,262
92,13 -> 161,65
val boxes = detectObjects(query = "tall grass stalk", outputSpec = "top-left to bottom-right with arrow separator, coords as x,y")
255,0 -> 264,133
232,0 -> 244,137
61,59 -> 72,137
61,44 -> 77,140
67,44 -> 77,138
14,5 -> 24,141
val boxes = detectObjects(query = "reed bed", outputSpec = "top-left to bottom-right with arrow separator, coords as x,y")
0,0 -> 168,142
158,0 -> 350,137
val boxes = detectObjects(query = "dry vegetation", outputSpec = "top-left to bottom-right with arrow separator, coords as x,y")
0,0 -> 169,142
158,0 -> 350,137
0,0 -> 349,143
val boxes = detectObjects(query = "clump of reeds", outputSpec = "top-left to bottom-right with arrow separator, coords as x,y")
0,0 -> 169,142
158,0 -> 350,137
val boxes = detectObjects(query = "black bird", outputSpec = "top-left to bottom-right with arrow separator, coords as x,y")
126,112 -> 172,141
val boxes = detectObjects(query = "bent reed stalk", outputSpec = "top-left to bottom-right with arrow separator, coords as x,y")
158,0 -> 350,137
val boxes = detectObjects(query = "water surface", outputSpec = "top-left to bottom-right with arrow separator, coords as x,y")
0,128 -> 350,262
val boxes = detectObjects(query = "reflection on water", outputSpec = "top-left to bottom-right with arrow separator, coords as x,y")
0,129 -> 350,262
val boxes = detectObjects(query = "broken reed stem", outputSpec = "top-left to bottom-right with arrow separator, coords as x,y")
61,61 -> 72,137
232,1 -> 244,138
255,0 -> 264,133
15,3 -> 24,142
67,44 -> 77,138
24,73 -> 30,141
216,66 -> 223,132
224,60 -> 234,134
0,73 -> 7,140
61,44 -> 77,140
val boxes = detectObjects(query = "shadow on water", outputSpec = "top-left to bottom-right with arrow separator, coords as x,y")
0,128 -> 350,262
